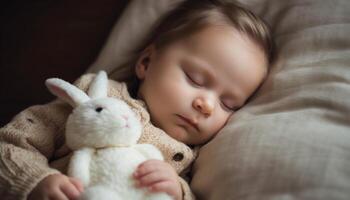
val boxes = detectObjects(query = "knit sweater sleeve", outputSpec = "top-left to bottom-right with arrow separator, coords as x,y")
0,99 -> 71,200
0,74 -> 98,200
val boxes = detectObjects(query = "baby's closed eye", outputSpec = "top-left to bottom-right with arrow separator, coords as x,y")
220,98 -> 239,112
184,71 -> 204,87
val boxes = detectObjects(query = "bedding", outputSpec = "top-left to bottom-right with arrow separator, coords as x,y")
88,0 -> 350,199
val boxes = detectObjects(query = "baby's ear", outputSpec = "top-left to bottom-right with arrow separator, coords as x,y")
135,45 -> 155,80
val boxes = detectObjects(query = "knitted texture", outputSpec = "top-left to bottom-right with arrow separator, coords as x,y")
0,73 -> 196,200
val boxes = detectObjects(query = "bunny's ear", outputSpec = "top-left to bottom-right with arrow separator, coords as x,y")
45,78 -> 90,107
88,70 -> 108,99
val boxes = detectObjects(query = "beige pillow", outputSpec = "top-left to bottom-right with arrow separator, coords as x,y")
191,0 -> 350,199
88,0 -> 350,199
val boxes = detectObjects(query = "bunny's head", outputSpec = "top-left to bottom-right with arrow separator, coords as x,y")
45,71 -> 142,150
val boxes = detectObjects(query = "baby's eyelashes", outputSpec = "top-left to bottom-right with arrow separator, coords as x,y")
220,97 -> 240,112
184,69 -> 239,113
185,72 -> 204,87
220,101 -> 236,112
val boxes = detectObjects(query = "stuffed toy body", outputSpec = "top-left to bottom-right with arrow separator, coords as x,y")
45,71 -> 172,200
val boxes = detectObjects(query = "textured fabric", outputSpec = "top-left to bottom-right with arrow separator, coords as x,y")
0,74 -> 196,200
191,0 -> 350,199
85,0 -> 350,199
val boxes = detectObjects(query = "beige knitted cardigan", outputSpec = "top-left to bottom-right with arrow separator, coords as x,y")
0,74 -> 197,200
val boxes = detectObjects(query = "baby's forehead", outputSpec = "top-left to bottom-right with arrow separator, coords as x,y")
161,26 -> 267,105
177,26 -> 266,69
181,26 -> 262,55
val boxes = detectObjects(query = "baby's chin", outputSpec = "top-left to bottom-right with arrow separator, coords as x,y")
165,123 -> 191,144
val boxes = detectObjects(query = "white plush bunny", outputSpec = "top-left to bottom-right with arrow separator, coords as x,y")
45,71 -> 172,200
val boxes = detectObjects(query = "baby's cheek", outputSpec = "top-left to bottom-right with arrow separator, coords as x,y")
167,84 -> 187,100
203,116 -> 227,141
164,125 -> 187,143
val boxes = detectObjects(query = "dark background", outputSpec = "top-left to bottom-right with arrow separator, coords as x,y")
0,0 -> 129,126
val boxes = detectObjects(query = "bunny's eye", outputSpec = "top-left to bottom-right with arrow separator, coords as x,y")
95,107 -> 103,113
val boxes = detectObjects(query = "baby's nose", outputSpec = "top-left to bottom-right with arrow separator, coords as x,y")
193,97 -> 214,117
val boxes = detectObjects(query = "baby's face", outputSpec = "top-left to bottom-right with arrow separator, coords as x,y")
136,26 -> 267,145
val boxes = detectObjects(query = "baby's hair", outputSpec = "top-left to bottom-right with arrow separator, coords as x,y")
111,0 -> 274,96
142,0 -> 273,63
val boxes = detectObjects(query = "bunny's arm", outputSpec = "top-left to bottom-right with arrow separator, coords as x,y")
67,148 -> 94,187
134,144 -> 164,160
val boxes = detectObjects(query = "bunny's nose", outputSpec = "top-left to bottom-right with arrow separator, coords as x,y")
121,115 -> 130,128
122,115 -> 129,120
